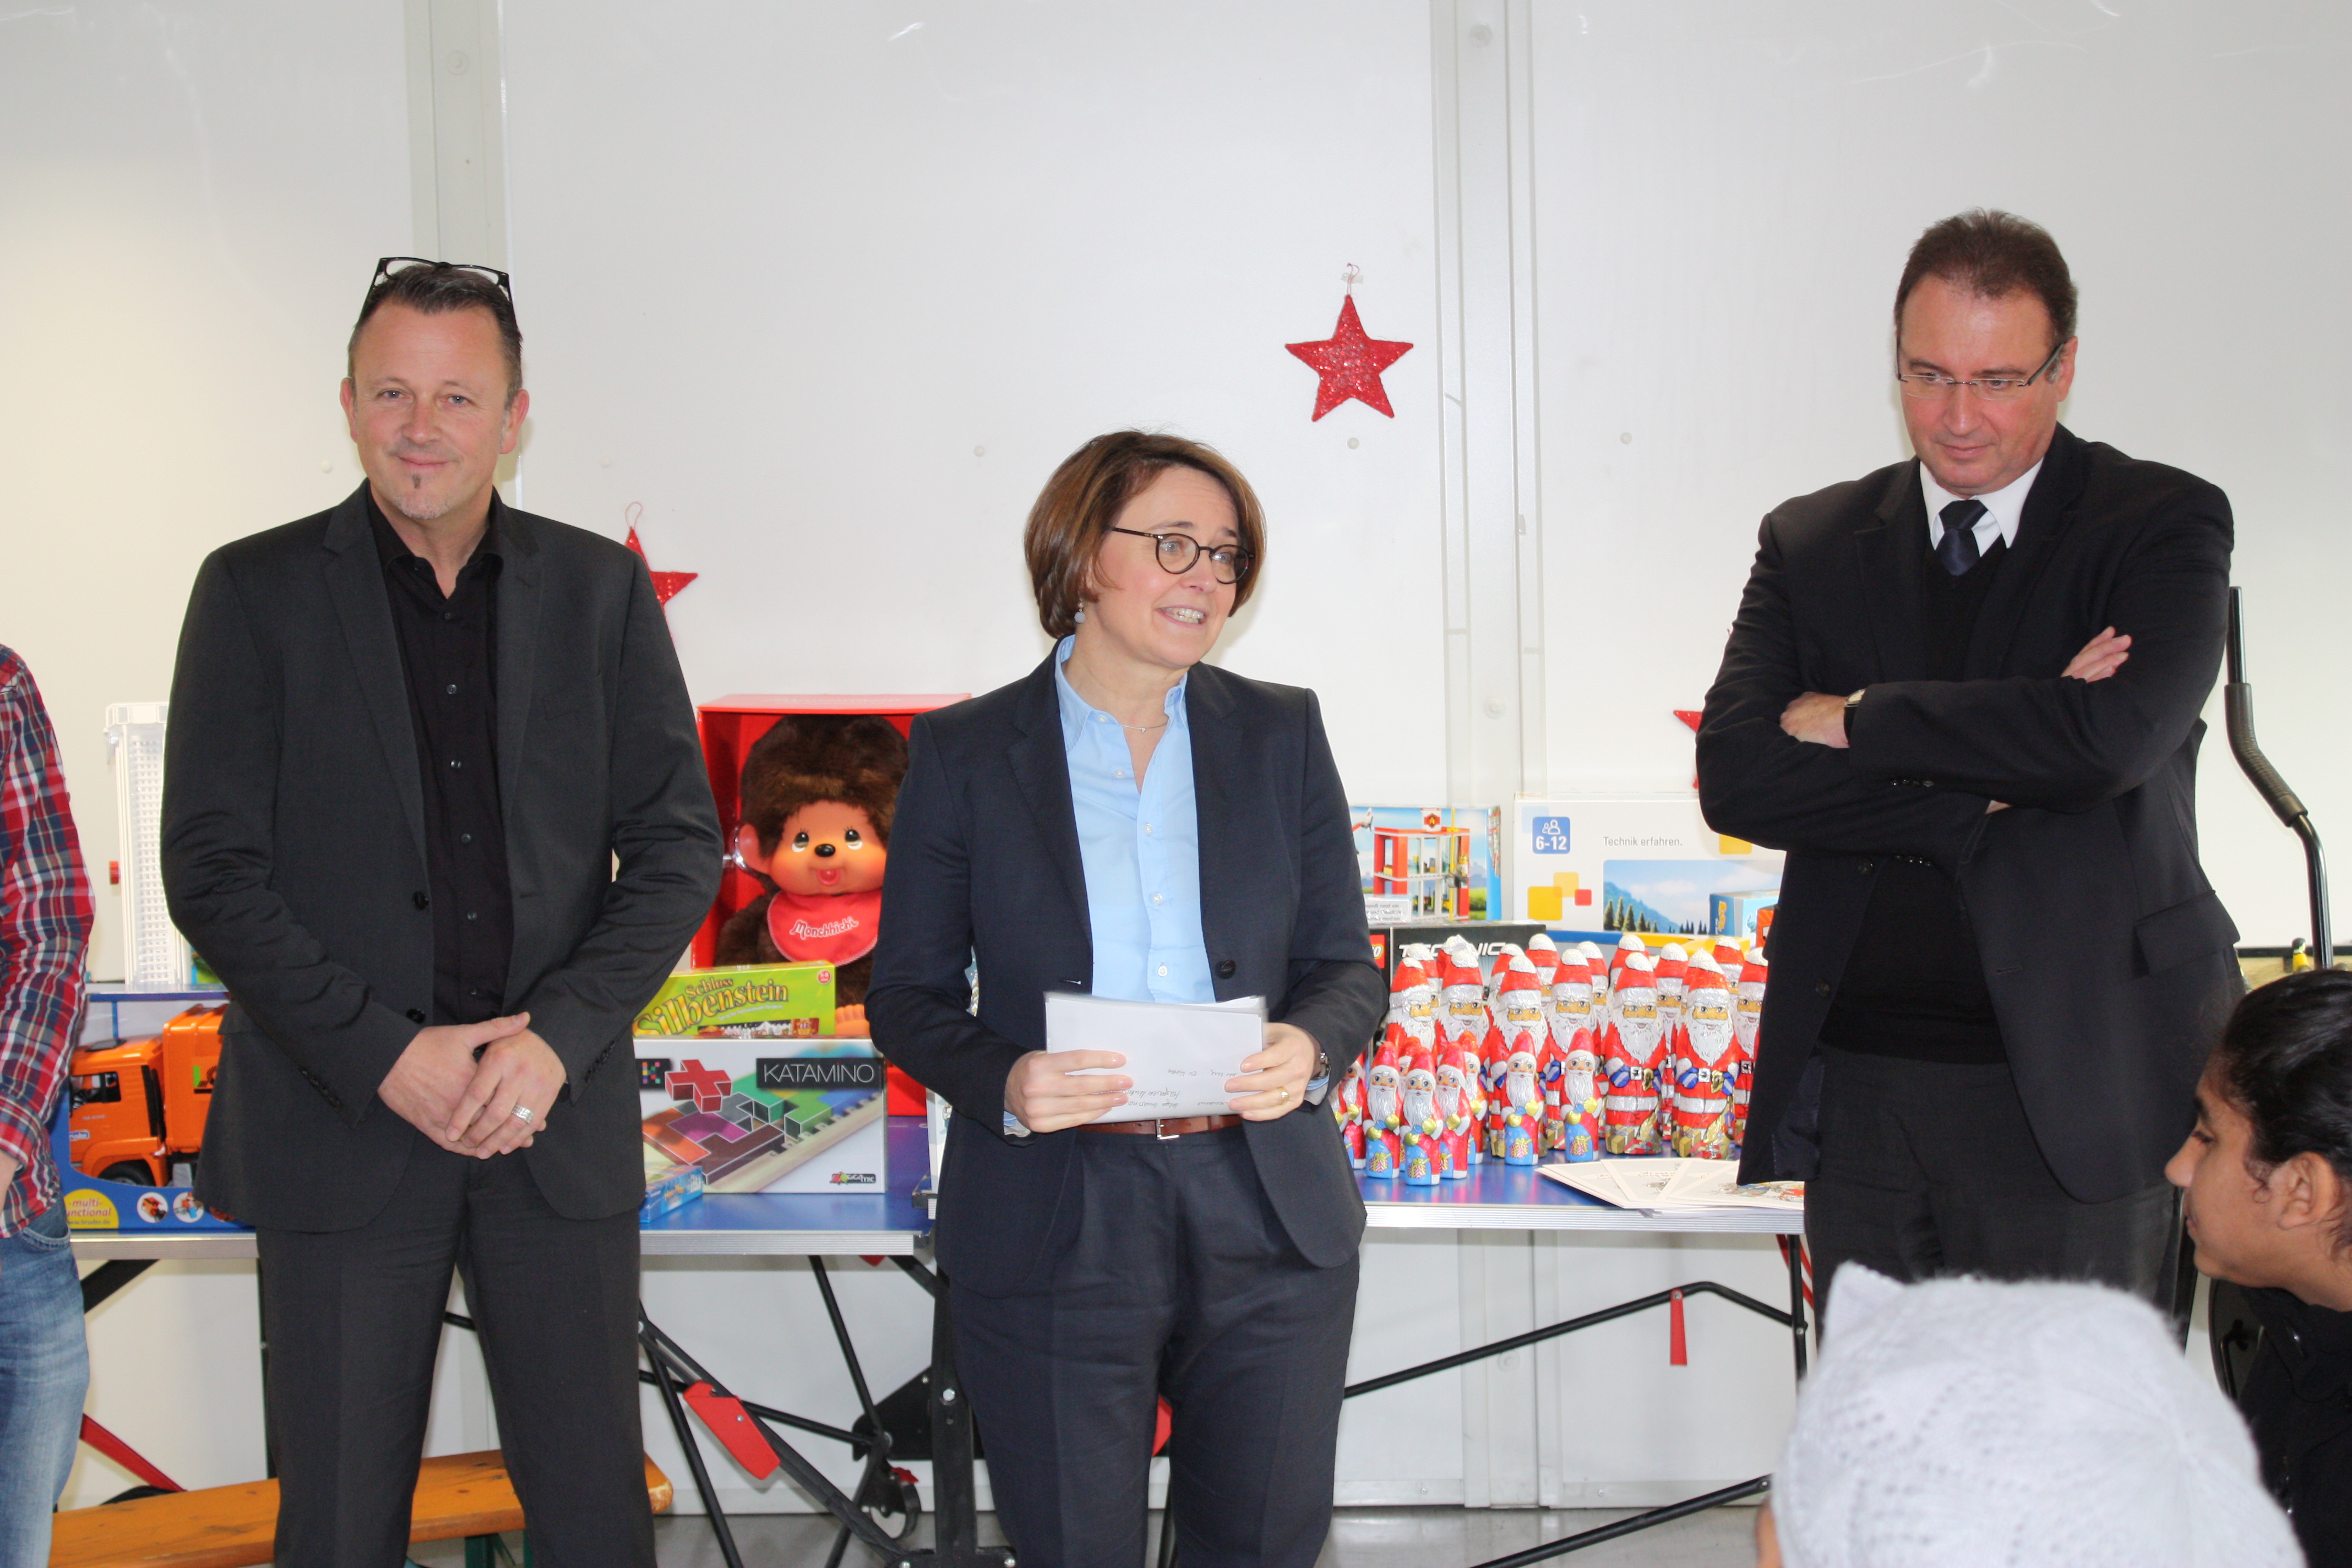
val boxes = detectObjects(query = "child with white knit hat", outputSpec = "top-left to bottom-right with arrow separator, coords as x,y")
1758,1266 -> 2301,1567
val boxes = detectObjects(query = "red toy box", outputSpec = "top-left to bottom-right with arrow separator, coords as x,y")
695,695 -> 966,1114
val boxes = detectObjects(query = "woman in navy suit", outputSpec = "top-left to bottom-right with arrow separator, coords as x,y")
869,431 -> 1385,1568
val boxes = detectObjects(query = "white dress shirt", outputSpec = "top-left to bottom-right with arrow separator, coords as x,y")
1921,456 -> 2043,558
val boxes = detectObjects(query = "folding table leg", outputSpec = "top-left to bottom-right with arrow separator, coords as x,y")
639,1315 -> 746,1568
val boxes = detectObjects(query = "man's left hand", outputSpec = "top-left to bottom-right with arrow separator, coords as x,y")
1228,1022 -> 1319,1121
447,1029 -> 567,1157
1781,692 -> 1852,749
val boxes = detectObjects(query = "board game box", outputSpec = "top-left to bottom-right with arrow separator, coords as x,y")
633,1037 -> 886,1195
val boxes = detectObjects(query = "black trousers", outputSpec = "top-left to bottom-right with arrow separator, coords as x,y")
1806,1046 -> 2180,1326
255,1138 -> 650,1568
951,1124 -> 1359,1568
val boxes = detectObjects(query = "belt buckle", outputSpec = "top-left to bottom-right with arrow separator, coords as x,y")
1155,1118 -> 1177,1142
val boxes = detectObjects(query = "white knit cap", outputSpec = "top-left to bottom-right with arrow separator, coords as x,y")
1776,1267 -> 2300,1568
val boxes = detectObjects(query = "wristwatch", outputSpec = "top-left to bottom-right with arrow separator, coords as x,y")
1843,687 -> 1866,738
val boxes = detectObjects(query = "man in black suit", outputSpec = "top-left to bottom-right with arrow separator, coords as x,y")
162,260 -> 720,1566
1698,210 -> 2239,1318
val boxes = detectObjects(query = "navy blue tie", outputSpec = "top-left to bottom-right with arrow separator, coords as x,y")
1937,498 -> 1987,576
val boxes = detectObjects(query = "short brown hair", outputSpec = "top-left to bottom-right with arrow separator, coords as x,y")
1023,431 -> 1266,640
1894,209 -> 2078,352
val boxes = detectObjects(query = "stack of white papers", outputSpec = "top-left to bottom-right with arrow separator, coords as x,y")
1048,992 -> 1267,1124
1537,1157 -> 1805,1213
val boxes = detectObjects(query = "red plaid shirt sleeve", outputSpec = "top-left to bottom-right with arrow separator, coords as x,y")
0,647 -> 93,1233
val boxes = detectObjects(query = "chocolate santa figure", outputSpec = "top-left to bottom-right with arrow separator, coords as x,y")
1542,955 -> 1598,1152
1484,957 -> 1551,1165
1395,961 -> 1441,1057
1730,951 -> 1768,1156
1496,1042 -> 1545,1165
1556,1035 -> 1604,1161
1483,943 -> 1528,1013
1524,932 -> 1561,993
1435,956 -> 1494,1159
1432,1043 -> 1479,1179
714,715 -> 908,1035
1579,940 -> 1610,1010
1362,1041 -> 1405,1177
1332,1053 -> 1369,1168
1670,952 -> 1740,1159
1397,1048 -> 1444,1186
1599,949 -> 1667,1155
1652,941 -> 1690,1040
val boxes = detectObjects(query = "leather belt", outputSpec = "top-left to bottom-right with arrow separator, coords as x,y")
1090,1114 -> 1246,1141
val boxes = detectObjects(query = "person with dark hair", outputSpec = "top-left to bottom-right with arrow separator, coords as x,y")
162,258 -> 721,1567
868,429 -> 1385,1567
1698,209 -> 2239,1320
2170,969 -> 2352,1566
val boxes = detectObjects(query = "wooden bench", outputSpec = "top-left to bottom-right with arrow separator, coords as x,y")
50,1450 -> 673,1568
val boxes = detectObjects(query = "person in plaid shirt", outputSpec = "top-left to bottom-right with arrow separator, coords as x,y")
0,644 -> 95,1566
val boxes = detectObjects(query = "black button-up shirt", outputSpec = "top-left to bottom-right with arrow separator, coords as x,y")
369,494 -> 514,1027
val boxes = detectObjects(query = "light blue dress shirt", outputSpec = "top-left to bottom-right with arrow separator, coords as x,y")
1053,635 -> 1215,1005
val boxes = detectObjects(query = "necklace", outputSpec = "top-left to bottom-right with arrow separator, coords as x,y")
1119,718 -> 1170,733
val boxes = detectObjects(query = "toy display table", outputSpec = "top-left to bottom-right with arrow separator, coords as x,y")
75,1126 -> 1802,1568
1337,1158 -> 1807,1568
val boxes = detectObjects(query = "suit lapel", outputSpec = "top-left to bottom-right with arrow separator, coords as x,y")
1852,462 -> 1930,682
1006,655 -> 1093,960
322,488 -> 427,868
493,502 -> 542,825
1185,665 -> 1239,1000
1966,425 -> 2087,678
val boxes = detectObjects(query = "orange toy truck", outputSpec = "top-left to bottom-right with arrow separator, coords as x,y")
67,1005 -> 224,1186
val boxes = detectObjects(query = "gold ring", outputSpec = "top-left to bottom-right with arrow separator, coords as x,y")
1275,1085 -> 1288,1102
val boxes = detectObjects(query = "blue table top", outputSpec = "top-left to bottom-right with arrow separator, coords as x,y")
1358,1154 -> 1803,1234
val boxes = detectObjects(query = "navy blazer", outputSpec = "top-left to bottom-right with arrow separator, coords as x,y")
867,654 -> 1386,1296
1698,426 -> 2241,1203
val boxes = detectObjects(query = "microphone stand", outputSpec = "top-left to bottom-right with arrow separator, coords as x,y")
2224,587 -> 2331,968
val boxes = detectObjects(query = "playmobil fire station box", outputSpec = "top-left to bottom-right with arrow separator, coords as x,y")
56,1004 -> 242,1231
634,1038 -> 886,1196
1511,796 -> 1783,948
634,962 -> 836,1038
1350,804 -> 1502,925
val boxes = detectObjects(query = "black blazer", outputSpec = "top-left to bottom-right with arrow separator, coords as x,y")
1698,426 -> 2240,1204
866,654 -> 1385,1296
161,486 -> 722,1231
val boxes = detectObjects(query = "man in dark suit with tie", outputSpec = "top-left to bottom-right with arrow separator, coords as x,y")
1697,210 -> 2240,1319
162,260 -> 720,1566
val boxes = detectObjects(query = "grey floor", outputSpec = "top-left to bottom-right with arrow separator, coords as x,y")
411,1504 -> 1758,1566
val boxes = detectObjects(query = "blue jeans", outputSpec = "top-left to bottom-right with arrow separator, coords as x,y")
0,1202 -> 88,1568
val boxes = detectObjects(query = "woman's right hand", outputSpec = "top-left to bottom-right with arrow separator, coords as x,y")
1004,1049 -> 1131,1134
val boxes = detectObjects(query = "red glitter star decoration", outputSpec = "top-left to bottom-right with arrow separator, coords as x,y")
1286,295 -> 1413,420
623,503 -> 698,607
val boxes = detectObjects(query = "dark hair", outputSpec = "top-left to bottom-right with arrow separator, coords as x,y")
347,263 -> 524,404
1894,209 -> 2078,354
2211,969 -> 2352,1250
738,714 -> 907,856
1023,431 -> 1266,640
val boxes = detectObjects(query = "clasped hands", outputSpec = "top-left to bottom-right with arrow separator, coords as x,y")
1778,626 -> 2132,813
378,1011 -> 567,1158
1003,1020 -> 1320,1135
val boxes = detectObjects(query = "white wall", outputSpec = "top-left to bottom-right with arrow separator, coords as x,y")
497,0 -> 1450,797
1528,0 -> 2352,941
13,0 -> 2345,1522
0,2 -> 413,983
